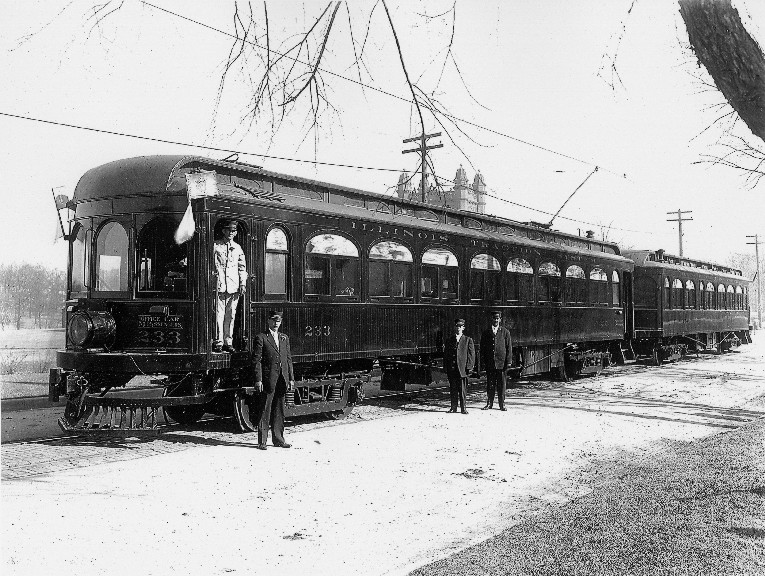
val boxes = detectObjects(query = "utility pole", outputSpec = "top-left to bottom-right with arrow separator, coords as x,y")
746,234 -> 762,329
666,209 -> 693,256
402,132 -> 443,203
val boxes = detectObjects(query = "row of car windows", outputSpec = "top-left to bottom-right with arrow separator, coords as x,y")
662,277 -> 747,310
72,219 -> 622,305
270,229 -> 621,305
633,276 -> 748,310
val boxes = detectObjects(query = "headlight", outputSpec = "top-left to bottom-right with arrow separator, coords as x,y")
68,311 -> 116,348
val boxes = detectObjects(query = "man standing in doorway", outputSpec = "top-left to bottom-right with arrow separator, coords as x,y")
213,220 -> 247,353
444,318 -> 475,415
480,311 -> 512,411
251,311 -> 295,450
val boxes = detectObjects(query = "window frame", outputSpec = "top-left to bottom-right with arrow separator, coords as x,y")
94,220 -> 131,295
368,240 -> 414,300
304,232 -> 360,300
420,247 -> 459,301
136,215 -> 189,299
469,253 -> 502,302
537,261 -> 561,304
264,226 -> 290,301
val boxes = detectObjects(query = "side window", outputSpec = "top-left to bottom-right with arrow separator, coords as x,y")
589,267 -> 608,305
664,277 -> 671,308
137,216 -> 188,298
672,279 -> 684,309
507,258 -> 533,303
611,270 -> 620,306
565,265 -> 586,305
538,262 -> 561,303
421,248 -> 458,300
369,240 -> 413,299
735,285 -> 744,310
470,254 -> 501,301
95,221 -> 129,292
305,233 -> 359,298
717,284 -> 725,309
685,280 -> 696,309
705,282 -> 714,309
265,227 -> 289,299
727,285 -> 735,310
70,224 -> 88,294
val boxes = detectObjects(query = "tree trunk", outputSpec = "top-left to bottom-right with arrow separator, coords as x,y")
679,0 -> 765,144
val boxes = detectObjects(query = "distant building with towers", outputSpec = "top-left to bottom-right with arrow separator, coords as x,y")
395,165 -> 486,214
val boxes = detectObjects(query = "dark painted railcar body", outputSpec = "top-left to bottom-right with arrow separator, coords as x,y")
623,250 -> 751,364
53,155 -> 636,434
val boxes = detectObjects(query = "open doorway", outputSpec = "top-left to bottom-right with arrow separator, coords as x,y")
212,218 -> 249,352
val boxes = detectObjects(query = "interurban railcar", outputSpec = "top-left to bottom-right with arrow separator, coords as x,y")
51,155 -> 637,434
622,249 -> 752,364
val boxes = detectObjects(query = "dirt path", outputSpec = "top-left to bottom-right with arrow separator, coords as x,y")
3,341 -> 764,576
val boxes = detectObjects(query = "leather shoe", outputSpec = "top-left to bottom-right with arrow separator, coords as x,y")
222,344 -> 236,353
481,405 -> 492,410
273,442 -> 291,449
256,444 -> 267,451
448,408 -> 457,413
461,410 -> 468,414
499,407 -> 507,411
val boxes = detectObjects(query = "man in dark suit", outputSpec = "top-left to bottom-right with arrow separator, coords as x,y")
251,311 -> 295,450
444,318 -> 475,414
480,311 -> 512,411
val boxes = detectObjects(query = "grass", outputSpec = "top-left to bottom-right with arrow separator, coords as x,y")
410,418 -> 765,576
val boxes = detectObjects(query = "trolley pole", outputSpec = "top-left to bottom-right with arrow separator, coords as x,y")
666,209 -> 693,256
403,132 -> 443,203
746,234 -> 762,329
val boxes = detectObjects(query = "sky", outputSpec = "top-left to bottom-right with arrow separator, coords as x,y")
1,0 -> 764,272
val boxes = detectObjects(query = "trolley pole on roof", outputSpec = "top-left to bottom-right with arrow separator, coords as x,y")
666,209 -> 693,256
403,132 -> 443,203
746,234 -> 762,329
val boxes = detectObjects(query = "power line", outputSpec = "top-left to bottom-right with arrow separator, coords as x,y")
1,109 -> 652,235
141,1 -> 629,179
0,111 -> 402,174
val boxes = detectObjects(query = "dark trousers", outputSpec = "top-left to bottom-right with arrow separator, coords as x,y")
447,372 -> 467,411
255,375 -> 286,445
486,368 -> 506,409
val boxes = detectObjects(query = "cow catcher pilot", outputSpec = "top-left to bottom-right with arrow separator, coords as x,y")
213,219 -> 247,352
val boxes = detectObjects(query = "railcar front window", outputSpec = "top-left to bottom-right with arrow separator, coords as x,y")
507,258 -> 533,302
70,225 -> 87,294
611,270 -> 620,306
421,248 -> 458,300
369,241 -> 413,298
470,254 -> 501,301
538,262 -> 561,303
265,227 -> 289,297
566,265 -> 586,304
305,233 -> 359,298
137,217 -> 188,298
95,221 -> 129,292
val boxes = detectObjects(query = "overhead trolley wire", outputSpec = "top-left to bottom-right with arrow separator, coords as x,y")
0,109 -> 652,235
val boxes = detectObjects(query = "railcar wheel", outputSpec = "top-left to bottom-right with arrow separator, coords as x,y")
326,406 -> 354,420
233,394 -> 258,432
163,405 -> 206,425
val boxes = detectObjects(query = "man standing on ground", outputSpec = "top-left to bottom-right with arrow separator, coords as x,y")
444,318 -> 475,415
213,220 -> 247,353
251,311 -> 295,450
480,311 -> 512,411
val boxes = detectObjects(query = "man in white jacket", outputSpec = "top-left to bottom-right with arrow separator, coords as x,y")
213,220 -> 247,352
